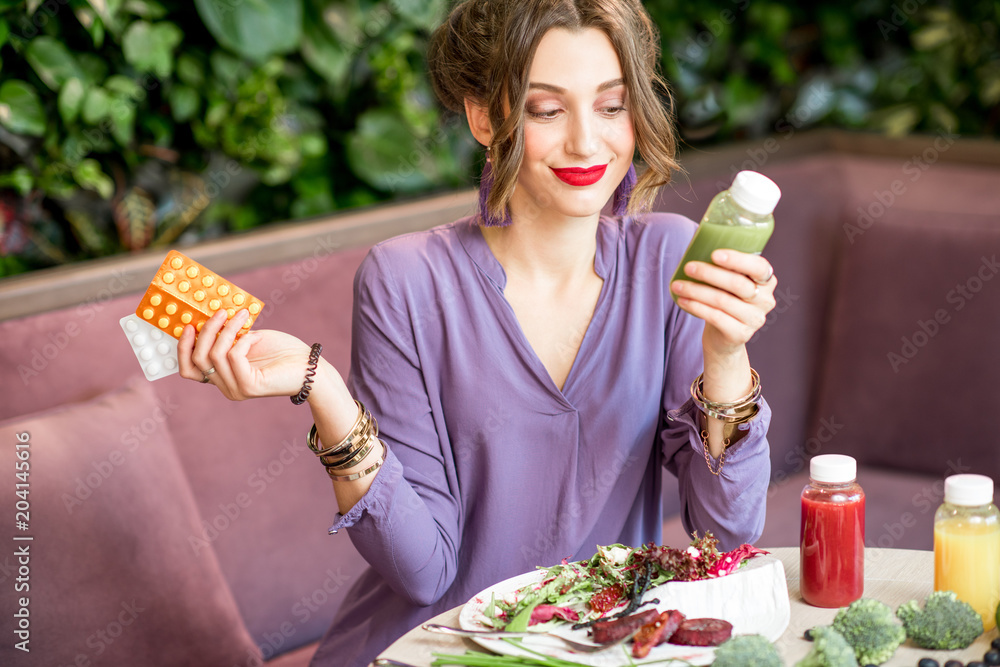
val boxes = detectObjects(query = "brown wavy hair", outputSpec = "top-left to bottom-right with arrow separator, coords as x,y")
427,0 -> 681,223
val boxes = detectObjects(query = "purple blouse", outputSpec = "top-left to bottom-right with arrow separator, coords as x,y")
308,212 -> 771,667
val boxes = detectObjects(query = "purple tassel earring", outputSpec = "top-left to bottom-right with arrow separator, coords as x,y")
478,149 -> 512,227
612,162 -> 637,217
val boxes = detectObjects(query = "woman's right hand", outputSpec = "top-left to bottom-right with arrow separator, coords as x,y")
177,308 -> 321,402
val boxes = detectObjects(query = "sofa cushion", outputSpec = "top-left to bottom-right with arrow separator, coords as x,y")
810,204 -> 1000,481
0,379 -> 262,667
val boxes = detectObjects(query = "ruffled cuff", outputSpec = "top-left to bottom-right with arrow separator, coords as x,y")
667,396 -> 771,463
327,444 -> 403,535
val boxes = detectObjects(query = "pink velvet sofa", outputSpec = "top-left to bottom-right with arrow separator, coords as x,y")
1,130 -> 998,666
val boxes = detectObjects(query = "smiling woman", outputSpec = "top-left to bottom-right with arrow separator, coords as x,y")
171,2 -> 779,666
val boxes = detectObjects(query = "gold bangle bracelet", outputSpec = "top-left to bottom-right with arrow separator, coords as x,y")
322,434 -> 377,470
327,440 -> 387,483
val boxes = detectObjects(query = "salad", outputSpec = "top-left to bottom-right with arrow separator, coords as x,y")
483,533 -> 767,633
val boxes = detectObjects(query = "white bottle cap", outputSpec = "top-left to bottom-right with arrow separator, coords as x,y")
730,171 -> 782,216
944,474 -> 994,506
809,454 -> 857,484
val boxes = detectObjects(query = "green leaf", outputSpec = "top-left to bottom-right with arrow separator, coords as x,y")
122,20 -> 182,77
347,109 -> 440,193
25,36 -> 85,91
176,53 -> 206,88
301,9 -> 351,88
76,53 -> 109,87
389,0 -> 448,31
104,75 -> 142,99
110,103 -> 136,146
194,0 -> 302,63
72,158 -> 114,199
168,84 -> 199,122
123,0 -> 168,19
58,78 -> 85,124
0,166 -> 35,196
0,18 -> 9,50
81,87 -> 112,124
0,79 -> 46,136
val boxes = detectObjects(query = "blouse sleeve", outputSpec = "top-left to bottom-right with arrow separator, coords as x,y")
327,245 -> 462,607
658,304 -> 772,550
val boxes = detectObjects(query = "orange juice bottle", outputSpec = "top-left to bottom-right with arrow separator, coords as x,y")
934,474 -> 1000,631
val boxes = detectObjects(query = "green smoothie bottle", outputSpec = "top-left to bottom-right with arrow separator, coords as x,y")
670,170 -> 781,302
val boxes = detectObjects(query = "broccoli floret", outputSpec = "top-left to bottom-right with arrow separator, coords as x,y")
795,626 -> 859,667
712,634 -> 783,667
832,598 -> 906,664
896,590 -> 984,650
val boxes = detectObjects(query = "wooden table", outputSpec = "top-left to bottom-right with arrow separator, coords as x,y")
376,547 -> 999,666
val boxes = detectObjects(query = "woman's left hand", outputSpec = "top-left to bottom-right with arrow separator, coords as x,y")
670,249 -> 776,359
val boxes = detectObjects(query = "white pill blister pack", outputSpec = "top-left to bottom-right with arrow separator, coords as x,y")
120,314 -> 180,381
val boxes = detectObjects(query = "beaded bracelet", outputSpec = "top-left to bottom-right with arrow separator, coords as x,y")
291,343 -> 323,405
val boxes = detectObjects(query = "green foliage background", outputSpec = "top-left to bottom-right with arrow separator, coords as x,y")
0,0 -> 996,277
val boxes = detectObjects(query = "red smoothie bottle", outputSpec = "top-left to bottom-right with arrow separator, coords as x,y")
800,454 -> 865,607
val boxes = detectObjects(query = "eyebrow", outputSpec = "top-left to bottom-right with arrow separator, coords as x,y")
527,78 -> 625,94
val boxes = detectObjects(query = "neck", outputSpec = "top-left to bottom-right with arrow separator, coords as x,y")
481,203 -> 601,283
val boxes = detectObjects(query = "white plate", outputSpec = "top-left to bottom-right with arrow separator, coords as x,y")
459,553 -> 790,666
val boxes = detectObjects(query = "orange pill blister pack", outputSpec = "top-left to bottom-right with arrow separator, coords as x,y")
135,250 -> 265,341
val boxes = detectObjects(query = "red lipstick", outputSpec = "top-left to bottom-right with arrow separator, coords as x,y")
550,164 -> 608,186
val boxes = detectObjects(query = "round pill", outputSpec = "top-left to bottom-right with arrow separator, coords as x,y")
166,303 -> 177,315
147,362 -> 161,375
218,284 -> 230,296
242,320 -> 251,329
158,317 -> 169,328
187,266 -> 199,278
157,342 -> 170,354
194,290 -> 206,302
150,294 -> 162,306
142,308 -> 154,320
163,272 -> 174,284
173,326 -> 183,337
233,293 -> 245,305
196,322 -> 204,332
134,334 -> 147,347
140,348 -> 153,361
249,302 -> 261,315
226,308 -> 235,318
164,358 -> 177,370
181,313 -> 192,324
125,320 -> 138,332
170,257 -> 183,269
209,299 -> 221,311
150,329 -> 162,340
202,275 -> 215,287
178,281 -> 190,292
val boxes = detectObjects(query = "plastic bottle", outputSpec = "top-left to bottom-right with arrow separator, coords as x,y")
670,170 -> 781,302
934,474 -> 1000,631
800,454 -> 865,607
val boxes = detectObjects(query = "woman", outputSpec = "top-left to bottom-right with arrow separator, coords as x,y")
178,1 -> 777,664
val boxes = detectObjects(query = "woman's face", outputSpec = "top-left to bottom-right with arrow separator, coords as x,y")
511,27 -> 635,223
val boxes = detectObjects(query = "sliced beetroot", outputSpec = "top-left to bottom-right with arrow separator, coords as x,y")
632,609 -> 686,658
590,609 -> 658,644
667,617 -> 733,646
528,605 -> 580,625
655,610 -> 686,646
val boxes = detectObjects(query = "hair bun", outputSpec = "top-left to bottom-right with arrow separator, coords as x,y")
428,0 -> 500,113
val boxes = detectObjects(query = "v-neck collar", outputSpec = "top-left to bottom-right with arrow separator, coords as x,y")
456,215 -> 622,407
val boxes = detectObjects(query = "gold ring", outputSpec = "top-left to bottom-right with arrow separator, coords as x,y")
201,367 -> 216,383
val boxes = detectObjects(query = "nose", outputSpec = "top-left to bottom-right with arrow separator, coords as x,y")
566,109 -> 600,159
